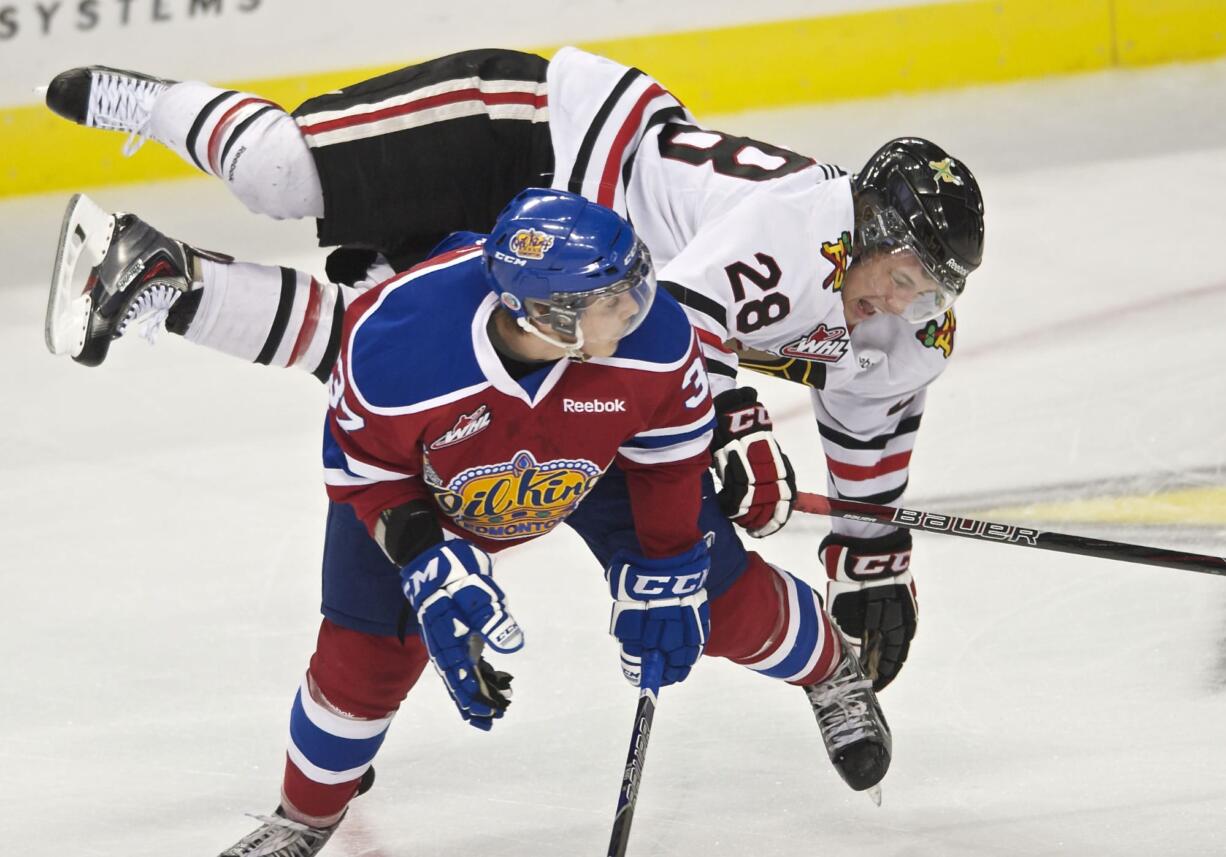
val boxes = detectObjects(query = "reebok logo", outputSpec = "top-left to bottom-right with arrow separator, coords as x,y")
563,398 -> 626,413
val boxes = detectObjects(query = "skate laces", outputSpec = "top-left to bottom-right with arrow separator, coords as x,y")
223,813 -> 330,857
118,282 -> 182,344
86,70 -> 166,155
808,664 -> 876,751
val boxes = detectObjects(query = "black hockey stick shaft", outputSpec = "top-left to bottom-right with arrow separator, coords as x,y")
607,653 -> 664,857
795,491 -> 1226,577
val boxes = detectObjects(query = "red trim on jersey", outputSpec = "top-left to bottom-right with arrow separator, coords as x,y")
597,83 -> 666,207
288,277 -> 324,369
206,97 -> 276,176
299,88 -> 548,136
694,326 -> 733,354
823,543 -> 845,581
825,449 -> 913,481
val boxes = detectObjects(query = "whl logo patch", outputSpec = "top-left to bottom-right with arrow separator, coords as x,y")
430,405 -> 492,449
780,324 -> 850,363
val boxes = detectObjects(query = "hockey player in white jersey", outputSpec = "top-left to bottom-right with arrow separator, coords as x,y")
43,47 -> 985,692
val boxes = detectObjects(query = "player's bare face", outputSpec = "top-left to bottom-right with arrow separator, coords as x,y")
841,249 -> 938,327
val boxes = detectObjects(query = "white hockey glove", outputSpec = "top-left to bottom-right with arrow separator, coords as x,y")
711,387 -> 796,538
821,530 -> 917,692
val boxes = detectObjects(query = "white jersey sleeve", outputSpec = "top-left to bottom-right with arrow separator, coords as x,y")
545,46 -> 694,217
812,309 -> 957,538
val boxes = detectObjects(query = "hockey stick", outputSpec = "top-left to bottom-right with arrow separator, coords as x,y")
606,652 -> 664,857
794,491 -> 1226,577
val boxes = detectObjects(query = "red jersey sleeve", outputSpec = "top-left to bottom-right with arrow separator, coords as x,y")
614,335 -> 716,557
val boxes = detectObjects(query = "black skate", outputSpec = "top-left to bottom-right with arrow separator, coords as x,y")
44,66 -> 174,154
218,767 -> 376,857
45,193 -> 208,367
803,633 -> 892,801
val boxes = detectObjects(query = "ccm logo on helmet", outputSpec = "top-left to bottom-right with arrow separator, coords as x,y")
563,398 -> 627,413
493,250 -> 528,267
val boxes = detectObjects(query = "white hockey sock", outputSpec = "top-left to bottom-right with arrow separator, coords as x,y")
186,258 -> 343,378
150,82 -> 325,219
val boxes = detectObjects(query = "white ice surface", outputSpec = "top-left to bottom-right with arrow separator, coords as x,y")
2,59 -> 1225,856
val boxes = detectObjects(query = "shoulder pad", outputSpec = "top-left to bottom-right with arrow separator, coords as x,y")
347,255 -> 489,411
606,288 -> 695,369
428,230 -> 488,258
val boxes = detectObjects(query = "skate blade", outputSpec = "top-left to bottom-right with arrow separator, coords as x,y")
45,193 -> 115,357
866,784 -> 882,807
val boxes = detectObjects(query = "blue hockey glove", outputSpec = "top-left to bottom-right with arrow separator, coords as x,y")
822,530 -> 917,692
401,540 -> 524,730
606,539 -> 710,688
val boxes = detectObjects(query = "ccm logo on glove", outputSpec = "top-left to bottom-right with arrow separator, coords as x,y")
630,572 -> 707,597
402,555 -> 447,600
848,551 -> 911,578
725,402 -> 771,433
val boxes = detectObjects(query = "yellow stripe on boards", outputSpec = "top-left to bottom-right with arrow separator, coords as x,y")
4,0 -> 1225,198
576,0 -> 1112,114
2,64 -> 411,199
1115,0 -> 1226,66
979,486 -> 1226,527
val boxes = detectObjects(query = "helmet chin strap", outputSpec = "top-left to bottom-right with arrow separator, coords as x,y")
517,316 -> 587,360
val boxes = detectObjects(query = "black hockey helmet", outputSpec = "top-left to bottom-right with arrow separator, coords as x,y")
852,138 -> 984,316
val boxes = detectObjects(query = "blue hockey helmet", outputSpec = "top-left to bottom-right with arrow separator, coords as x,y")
484,189 -> 656,354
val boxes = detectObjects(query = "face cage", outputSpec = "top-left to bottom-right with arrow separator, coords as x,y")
859,205 -> 965,323
530,247 -> 657,341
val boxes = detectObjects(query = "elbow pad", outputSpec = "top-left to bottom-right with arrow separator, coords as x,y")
375,499 -> 444,566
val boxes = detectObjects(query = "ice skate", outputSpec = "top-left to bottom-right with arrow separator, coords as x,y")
45,193 -> 207,367
803,632 -> 892,797
217,810 -> 339,857
218,767 -> 375,857
44,65 -> 174,154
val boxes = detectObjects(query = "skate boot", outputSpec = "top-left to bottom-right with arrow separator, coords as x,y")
45,193 -> 216,367
44,66 -> 175,154
219,767 -> 376,857
803,633 -> 892,796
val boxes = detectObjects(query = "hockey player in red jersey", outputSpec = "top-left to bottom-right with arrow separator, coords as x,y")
53,187 -> 893,855
44,48 -> 984,695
